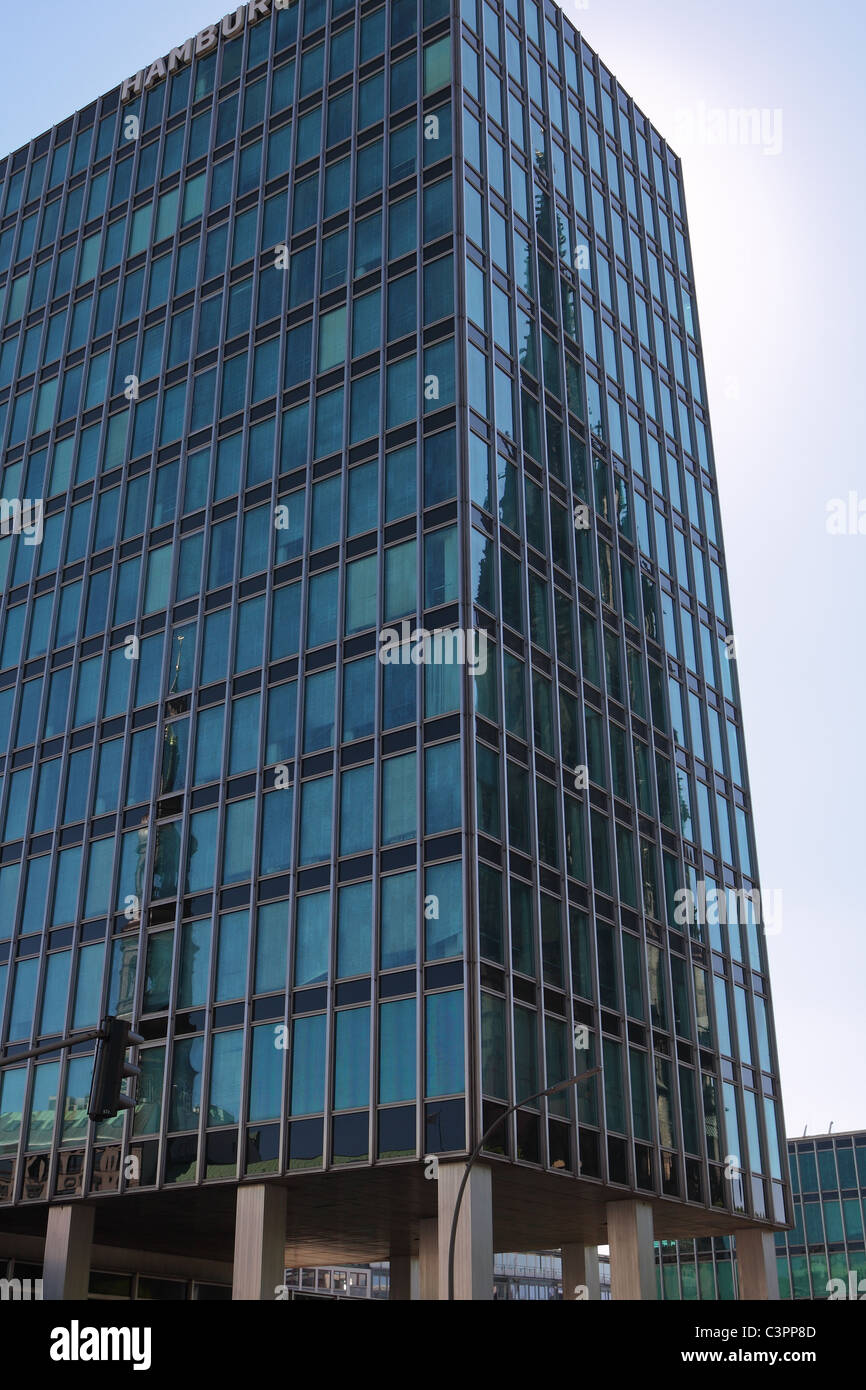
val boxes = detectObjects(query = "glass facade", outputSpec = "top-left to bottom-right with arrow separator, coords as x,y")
0,0 -> 788,1239
656,1131 -> 866,1300
0,1254 -> 230,1300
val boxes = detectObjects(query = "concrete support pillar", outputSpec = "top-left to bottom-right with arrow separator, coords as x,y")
437,1161 -> 494,1300
736,1229 -> 780,1300
232,1183 -> 287,1300
561,1243 -> 600,1300
389,1253 -> 419,1300
418,1217 -> 438,1300
43,1204 -> 94,1300
607,1200 -> 656,1300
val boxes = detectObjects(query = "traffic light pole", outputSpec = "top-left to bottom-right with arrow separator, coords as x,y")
0,1026 -> 106,1067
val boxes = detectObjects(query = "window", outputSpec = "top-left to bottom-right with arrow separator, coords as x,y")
381,871 -> 416,969
425,742 -> 460,833
424,38 -> 451,93
316,307 -> 347,375
337,882 -> 371,978
382,753 -> 416,845
384,540 -> 416,620
295,891 -> 330,986
299,777 -> 333,865
379,999 -> 416,1102
334,1008 -> 370,1110
425,991 -> 464,1096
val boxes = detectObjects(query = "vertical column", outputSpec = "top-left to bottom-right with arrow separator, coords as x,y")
736,1229 -> 780,1300
232,1183 -> 287,1300
43,1204 -> 95,1300
606,1200 -> 656,1300
437,1161 -> 494,1300
418,1217 -> 439,1300
389,1253 -> 419,1300
561,1243 -> 601,1300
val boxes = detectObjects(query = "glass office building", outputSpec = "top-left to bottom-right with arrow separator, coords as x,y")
657,1130 -> 866,1300
0,0 -> 789,1283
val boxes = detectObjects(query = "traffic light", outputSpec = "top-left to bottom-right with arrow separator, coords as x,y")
88,1016 -> 144,1123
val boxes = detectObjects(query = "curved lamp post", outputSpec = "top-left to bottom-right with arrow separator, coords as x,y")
446,1066 -> 603,1300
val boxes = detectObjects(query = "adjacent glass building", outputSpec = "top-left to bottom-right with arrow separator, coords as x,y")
0,0 -> 789,1279
657,1130 -> 866,1300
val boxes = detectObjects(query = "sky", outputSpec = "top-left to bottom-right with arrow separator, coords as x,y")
2,1 -> 864,1140
558,0 -> 866,1140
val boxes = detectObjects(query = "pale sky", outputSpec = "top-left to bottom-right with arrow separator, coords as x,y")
2,0 -> 864,1139
562,0 -> 866,1139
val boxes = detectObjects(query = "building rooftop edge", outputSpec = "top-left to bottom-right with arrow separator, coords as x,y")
0,0 -> 682,172
789,1129 -> 865,1144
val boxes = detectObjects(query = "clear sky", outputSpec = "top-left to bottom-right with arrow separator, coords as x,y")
2,0 -> 864,1139
558,0 -> 866,1140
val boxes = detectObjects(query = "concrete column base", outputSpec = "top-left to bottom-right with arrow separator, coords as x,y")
736,1229 -> 780,1300
437,1161 -> 494,1300
607,1200 -> 656,1300
232,1183 -> 287,1300
561,1243 -> 600,1300
418,1217 -> 438,1300
43,1204 -> 95,1300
